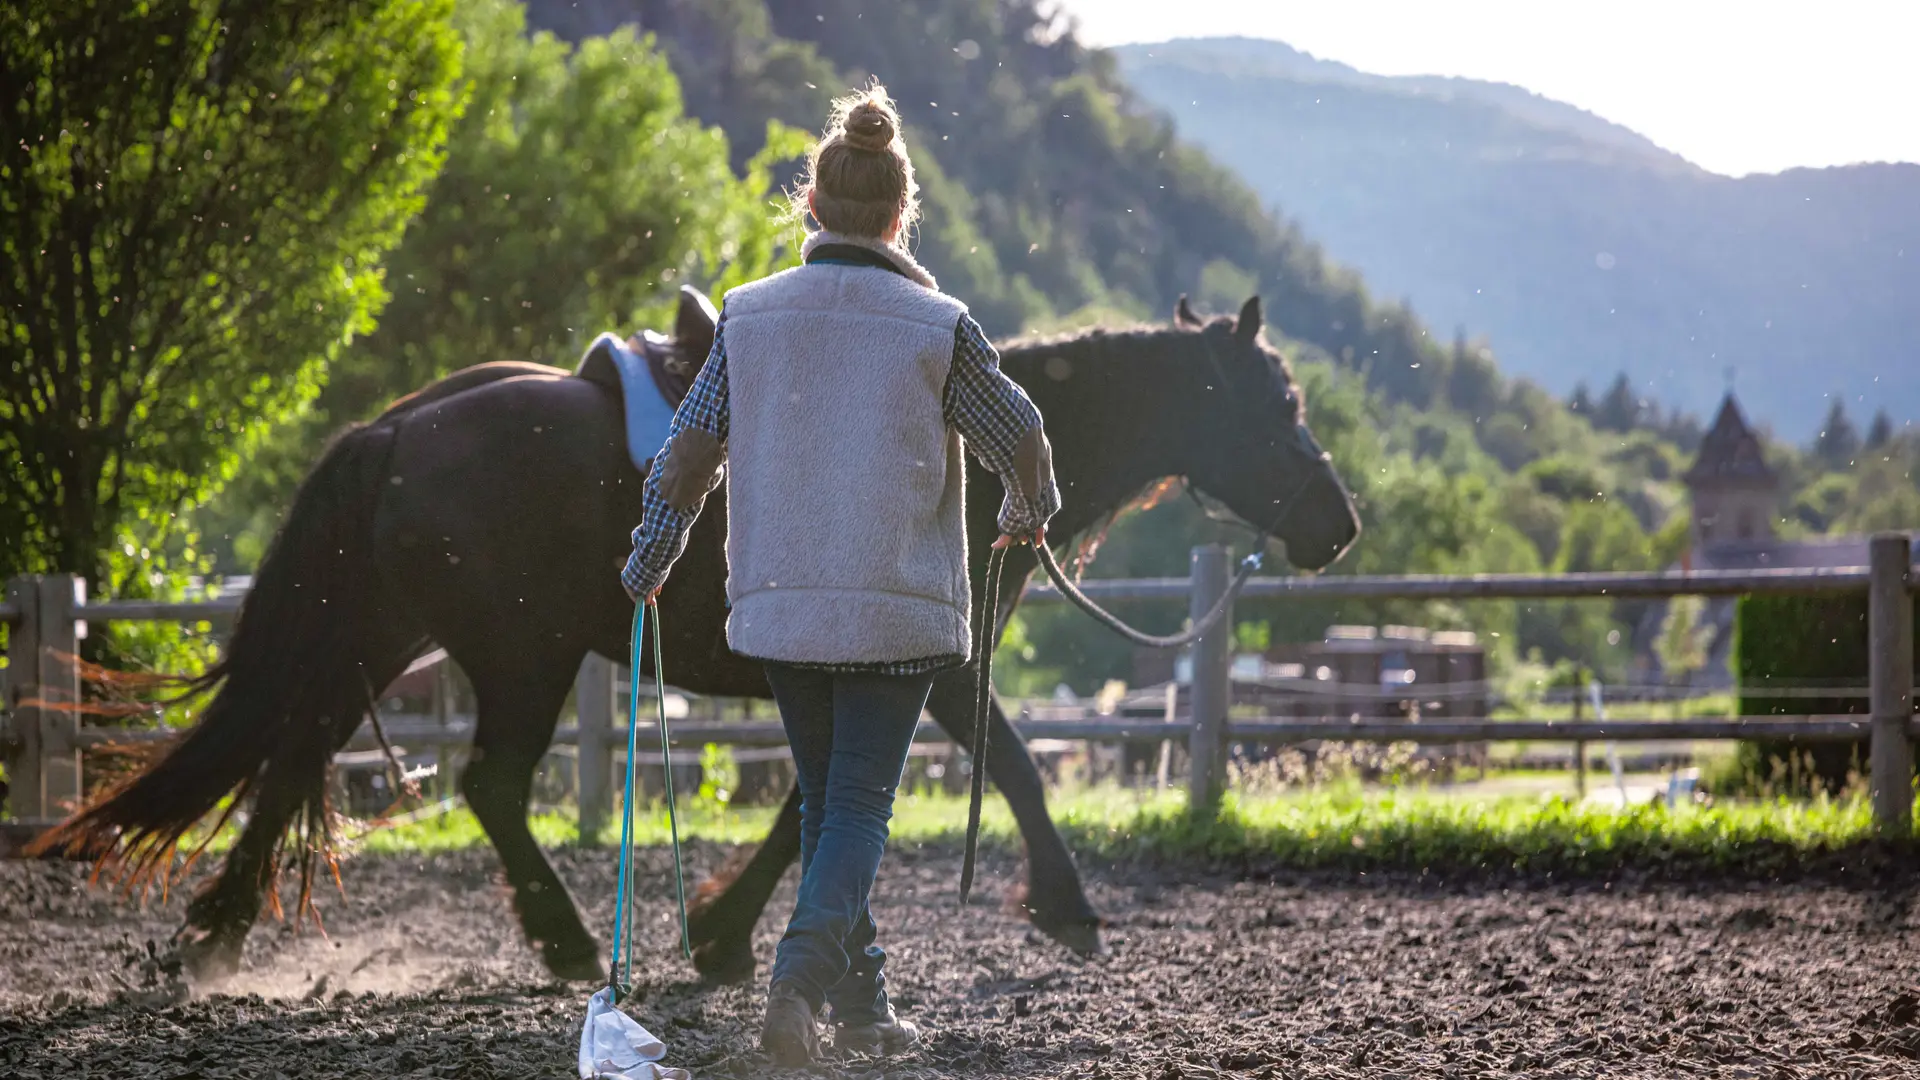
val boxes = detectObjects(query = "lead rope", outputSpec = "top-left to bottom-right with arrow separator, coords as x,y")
609,600 -> 691,1005
1034,540 -> 1264,649
959,544 -> 1007,904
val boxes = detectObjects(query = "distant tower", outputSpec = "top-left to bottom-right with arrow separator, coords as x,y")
1682,394 -> 1780,551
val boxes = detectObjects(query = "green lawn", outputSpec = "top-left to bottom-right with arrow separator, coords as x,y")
343,782 -> 1911,877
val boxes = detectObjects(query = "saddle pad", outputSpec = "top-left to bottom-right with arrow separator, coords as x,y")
585,332 -> 681,475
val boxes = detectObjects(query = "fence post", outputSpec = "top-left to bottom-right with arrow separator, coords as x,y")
575,653 -> 615,842
1186,544 -> 1232,819
1869,533 -> 1913,836
4,576 -> 44,819
1572,669 -> 1587,800
35,576 -> 84,817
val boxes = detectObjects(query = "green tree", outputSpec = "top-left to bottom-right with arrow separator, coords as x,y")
1593,373 -> 1641,433
1445,330 -> 1502,418
1812,399 -> 1860,471
1568,381 -> 1595,418
322,0 -> 806,415
1831,456 -> 1920,534
1654,595 -> 1713,712
0,0 -> 464,588
1522,455 -> 1609,502
196,0 -> 809,569
1864,410 -> 1894,453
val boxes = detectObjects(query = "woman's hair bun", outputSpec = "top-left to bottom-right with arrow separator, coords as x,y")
841,100 -> 896,153
789,81 -> 919,239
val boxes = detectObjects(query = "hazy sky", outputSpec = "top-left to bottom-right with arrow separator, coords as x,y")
1060,0 -> 1920,177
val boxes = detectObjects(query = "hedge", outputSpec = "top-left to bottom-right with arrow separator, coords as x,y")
1734,592 -> 1919,792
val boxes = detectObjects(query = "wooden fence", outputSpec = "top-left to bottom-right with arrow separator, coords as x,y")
2,534 -> 1914,838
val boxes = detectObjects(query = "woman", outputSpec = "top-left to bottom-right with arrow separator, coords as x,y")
621,83 -> 1060,1065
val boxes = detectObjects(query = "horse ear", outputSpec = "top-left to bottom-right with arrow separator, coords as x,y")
675,285 -> 720,364
1233,295 -> 1263,343
1174,294 -> 1202,328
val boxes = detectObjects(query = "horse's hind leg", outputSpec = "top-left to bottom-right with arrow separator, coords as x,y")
174,776 -> 304,979
685,783 -> 801,983
461,656 -> 603,982
175,711 -> 359,980
925,671 -> 1103,955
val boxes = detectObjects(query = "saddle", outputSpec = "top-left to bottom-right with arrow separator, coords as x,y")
575,330 -> 693,405
576,331 -> 692,474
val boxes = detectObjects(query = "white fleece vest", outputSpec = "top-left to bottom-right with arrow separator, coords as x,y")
718,239 -> 974,666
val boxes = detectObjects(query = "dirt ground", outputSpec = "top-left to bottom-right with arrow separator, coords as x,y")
3,839 -> 1918,1079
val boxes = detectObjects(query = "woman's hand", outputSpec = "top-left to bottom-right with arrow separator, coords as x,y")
991,528 -> 1045,550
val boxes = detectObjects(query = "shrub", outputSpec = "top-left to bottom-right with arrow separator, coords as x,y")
1731,592 -> 1919,794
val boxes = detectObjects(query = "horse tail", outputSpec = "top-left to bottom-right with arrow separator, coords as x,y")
28,419 -> 409,912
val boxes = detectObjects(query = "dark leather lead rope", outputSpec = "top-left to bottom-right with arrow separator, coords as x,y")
1034,540 -> 1264,650
959,544 -> 1007,904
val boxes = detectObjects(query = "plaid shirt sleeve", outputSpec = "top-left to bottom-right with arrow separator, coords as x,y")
945,313 -> 1061,536
620,316 -> 730,601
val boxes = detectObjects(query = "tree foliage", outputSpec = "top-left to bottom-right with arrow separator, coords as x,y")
0,0 -> 464,588
195,0 -> 808,569
324,0 -> 805,417
1812,399 -> 1861,471
1655,595 -> 1712,687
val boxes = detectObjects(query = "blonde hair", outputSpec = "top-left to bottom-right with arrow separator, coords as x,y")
790,82 -> 919,241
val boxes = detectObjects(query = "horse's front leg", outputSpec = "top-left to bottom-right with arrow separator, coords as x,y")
925,668 -> 1104,954
684,784 -> 802,983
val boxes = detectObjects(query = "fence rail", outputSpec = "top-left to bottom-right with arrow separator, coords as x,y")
62,714 -> 1920,752
3,534 -> 1914,838
1024,565 -> 1876,604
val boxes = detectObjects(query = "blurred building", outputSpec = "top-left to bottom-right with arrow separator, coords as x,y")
1645,392 -> 1919,688
1131,623 -> 1487,720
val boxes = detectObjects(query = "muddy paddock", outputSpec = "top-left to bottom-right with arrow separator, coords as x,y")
3,840 -> 1918,1078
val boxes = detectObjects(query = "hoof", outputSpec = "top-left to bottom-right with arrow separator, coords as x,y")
172,929 -> 245,983
543,944 -> 607,984
692,936 -> 756,985
1026,909 -> 1107,959
1043,918 -> 1107,958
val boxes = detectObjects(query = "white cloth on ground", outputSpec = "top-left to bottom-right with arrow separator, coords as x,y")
578,987 -> 691,1080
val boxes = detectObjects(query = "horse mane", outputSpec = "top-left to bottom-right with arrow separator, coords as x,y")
376,361 -> 561,422
993,314 -> 1302,576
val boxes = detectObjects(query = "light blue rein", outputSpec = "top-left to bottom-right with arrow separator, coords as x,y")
608,600 -> 691,1002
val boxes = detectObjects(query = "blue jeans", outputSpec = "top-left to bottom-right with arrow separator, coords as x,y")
763,663 -> 934,1025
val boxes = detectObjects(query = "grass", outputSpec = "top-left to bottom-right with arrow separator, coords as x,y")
336,782 -> 1914,879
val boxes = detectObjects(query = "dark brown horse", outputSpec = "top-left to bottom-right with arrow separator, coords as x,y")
33,288 -> 1359,985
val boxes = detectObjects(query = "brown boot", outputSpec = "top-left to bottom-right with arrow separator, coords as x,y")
835,1004 -> 921,1056
759,982 -> 821,1066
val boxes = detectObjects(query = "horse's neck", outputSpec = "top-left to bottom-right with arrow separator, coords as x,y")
1007,339 -> 1191,541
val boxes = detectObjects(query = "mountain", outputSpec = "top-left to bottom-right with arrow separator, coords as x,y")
1113,36 -> 1920,440
524,0 -> 1502,413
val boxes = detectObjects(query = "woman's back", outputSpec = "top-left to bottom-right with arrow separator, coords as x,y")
721,238 -> 973,664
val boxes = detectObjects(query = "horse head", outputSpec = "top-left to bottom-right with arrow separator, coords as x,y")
1170,294 -> 1360,571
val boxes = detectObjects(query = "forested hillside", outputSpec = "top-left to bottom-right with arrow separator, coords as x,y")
183,0 -> 1897,694
1115,37 -> 1920,442
513,0 -> 1693,687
